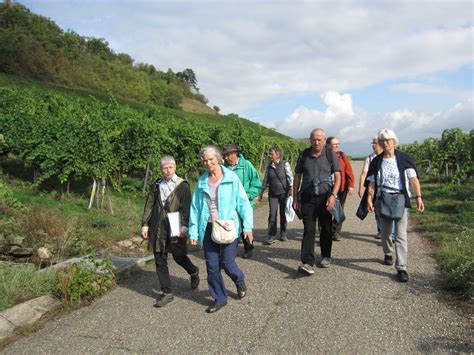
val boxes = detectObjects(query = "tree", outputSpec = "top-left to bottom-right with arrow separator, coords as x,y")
176,68 -> 197,89
213,105 -> 220,113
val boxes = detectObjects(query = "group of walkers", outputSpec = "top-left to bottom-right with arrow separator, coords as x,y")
141,127 -> 424,313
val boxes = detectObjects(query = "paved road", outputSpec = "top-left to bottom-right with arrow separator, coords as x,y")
4,161 -> 472,353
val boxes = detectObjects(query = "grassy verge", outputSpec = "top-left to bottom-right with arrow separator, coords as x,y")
0,263 -> 59,311
412,182 -> 473,298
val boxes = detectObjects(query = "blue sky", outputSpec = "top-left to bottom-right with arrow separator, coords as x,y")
19,0 -> 473,156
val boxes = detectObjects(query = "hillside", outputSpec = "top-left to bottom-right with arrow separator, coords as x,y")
0,3 -> 209,111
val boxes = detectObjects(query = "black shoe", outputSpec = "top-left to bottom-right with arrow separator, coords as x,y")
397,270 -> 409,283
190,267 -> 200,290
206,302 -> 226,313
242,249 -> 253,259
384,254 -> 394,265
154,293 -> 174,307
236,282 -> 247,299
265,235 -> 276,245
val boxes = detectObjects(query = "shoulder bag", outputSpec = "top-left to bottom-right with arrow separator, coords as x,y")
211,219 -> 237,244
375,164 -> 405,220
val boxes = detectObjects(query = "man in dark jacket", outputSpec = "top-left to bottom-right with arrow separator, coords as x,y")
141,156 -> 199,307
292,128 -> 341,274
258,146 -> 294,244
223,144 -> 261,259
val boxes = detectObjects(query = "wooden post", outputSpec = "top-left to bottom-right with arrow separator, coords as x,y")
88,179 -> 97,209
100,177 -> 106,209
143,155 -> 152,193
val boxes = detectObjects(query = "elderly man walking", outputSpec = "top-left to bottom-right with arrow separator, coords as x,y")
292,128 -> 341,274
141,156 -> 199,307
223,144 -> 261,259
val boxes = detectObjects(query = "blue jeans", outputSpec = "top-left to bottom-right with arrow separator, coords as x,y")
203,223 -> 245,305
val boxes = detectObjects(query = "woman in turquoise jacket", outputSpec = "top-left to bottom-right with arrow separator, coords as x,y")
189,145 -> 253,313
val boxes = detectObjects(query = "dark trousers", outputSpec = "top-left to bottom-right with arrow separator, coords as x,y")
332,190 -> 348,233
301,193 -> 333,265
203,223 -> 244,305
154,250 -> 197,294
268,193 -> 287,237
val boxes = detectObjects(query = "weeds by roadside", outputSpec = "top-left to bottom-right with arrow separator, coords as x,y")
412,183 -> 473,298
0,263 -> 58,311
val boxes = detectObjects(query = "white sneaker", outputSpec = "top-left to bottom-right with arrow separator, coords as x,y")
298,263 -> 314,275
320,257 -> 331,268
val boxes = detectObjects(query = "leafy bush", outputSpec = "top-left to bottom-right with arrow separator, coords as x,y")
58,256 -> 115,307
0,180 -> 25,211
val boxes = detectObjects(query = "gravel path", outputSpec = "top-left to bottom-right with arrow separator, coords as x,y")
4,161 -> 472,353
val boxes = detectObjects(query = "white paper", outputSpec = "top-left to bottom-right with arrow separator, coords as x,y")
167,212 -> 181,237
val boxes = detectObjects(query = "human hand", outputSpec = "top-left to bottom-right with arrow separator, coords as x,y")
367,199 -> 374,213
348,187 -> 354,196
257,193 -> 264,202
416,196 -> 424,213
326,195 -> 336,211
190,239 -> 198,246
244,231 -> 253,245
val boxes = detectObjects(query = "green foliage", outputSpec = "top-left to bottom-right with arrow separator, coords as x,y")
0,78 -> 306,188
413,183 -> 474,297
0,3 -> 206,108
0,179 -> 25,210
0,263 -> 59,311
437,230 -> 474,296
400,128 -> 473,185
58,256 -> 115,306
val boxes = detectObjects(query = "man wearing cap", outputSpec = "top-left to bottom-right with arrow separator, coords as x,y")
223,144 -> 262,259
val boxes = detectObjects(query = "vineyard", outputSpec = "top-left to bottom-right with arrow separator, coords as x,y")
400,128 -> 473,185
0,75 -> 306,191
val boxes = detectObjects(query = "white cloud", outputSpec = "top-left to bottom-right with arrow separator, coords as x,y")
390,82 -> 471,100
275,92 -> 473,156
22,0 -> 474,114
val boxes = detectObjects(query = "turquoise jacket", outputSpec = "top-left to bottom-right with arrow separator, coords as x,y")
224,154 -> 261,207
189,165 -> 253,246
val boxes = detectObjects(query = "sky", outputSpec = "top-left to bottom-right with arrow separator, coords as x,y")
19,0 -> 474,156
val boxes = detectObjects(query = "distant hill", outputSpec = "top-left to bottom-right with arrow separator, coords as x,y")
0,3 -> 211,112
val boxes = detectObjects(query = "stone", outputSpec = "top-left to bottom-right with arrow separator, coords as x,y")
117,240 -> 133,248
0,295 -> 59,328
37,247 -> 52,260
0,316 -> 15,340
9,235 -> 24,247
131,236 -> 143,245
10,247 -> 34,257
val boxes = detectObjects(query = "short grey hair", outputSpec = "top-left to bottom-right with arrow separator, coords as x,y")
199,145 -> 222,162
377,128 -> 399,147
310,128 -> 325,139
160,155 -> 176,167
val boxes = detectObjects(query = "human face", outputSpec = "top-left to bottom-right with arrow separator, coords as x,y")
160,162 -> 176,180
371,140 -> 382,154
201,151 -> 220,173
310,130 -> 325,153
330,139 -> 340,152
379,138 -> 395,153
268,149 -> 280,163
223,151 -> 238,166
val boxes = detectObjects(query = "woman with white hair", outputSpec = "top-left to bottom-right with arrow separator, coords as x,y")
366,129 -> 425,282
189,145 -> 253,313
